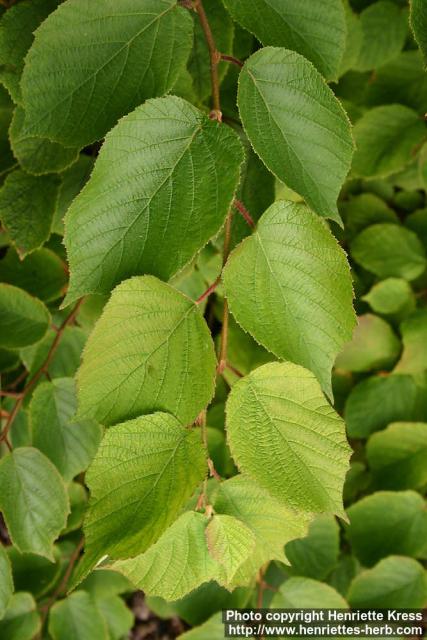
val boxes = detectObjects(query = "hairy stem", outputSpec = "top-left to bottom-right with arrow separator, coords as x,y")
234,198 -> 255,227
221,54 -> 243,68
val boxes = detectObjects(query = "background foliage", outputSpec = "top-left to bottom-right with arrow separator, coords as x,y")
0,0 -> 426,638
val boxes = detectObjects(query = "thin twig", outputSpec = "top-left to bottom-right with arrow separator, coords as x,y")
234,199 -> 255,227
225,363 -> 243,378
194,0 -> 222,121
0,299 -> 84,446
196,276 -> 220,304
37,538 -> 84,637
221,54 -> 243,68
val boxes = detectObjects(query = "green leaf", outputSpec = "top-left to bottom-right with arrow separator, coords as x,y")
9,106 -> 79,176
352,105 -> 426,178
366,51 -> 427,114
362,278 -> 416,319
0,0 -> 59,104
344,374 -> 417,438
0,170 -> 59,257
63,483 -> 88,535
0,283 -> 50,349
367,422 -> 427,490
213,475 -> 310,587
347,491 -> 427,567
64,96 -> 243,304
49,591 -> 108,640
7,546 -> 61,600
112,511 -> 222,601
335,314 -> 400,372
285,515 -> 340,581
347,556 -> 427,608
271,577 -> 348,607
0,545 -> 13,620
221,319 -> 274,387
223,200 -> 355,397
339,1 -> 363,77
226,362 -> 351,516
0,593 -> 40,640
179,613 -> 224,640
76,276 -> 216,426
395,309 -> 427,375
222,0 -> 346,80
410,0 -> 427,66
339,193 -> 398,237
30,378 -> 102,482
238,48 -> 354,221
20,326 -> 86,380
82,412 -> 207,565
351,223 -> 426,281
52,155 -> 94,235
355,1 -> 408,71
205,515 -> 255,585
20,0 -> 194,147
78,569 -> 133,600
0,86 -> 14,176
0,448 -> 69,560
188,0 -> 234,101
95,595 -> 133,640
0,248 -> 67,303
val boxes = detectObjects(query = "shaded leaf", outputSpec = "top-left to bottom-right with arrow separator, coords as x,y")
9,106 -> 79,176
30,378 -> 102,482
271,577 -> 348,607
335,314 -> 400,372
0,248 -> 67,302
355,1 -> 408,71
0,170 -> 59,257
367,422 -> 427,490
346,491 -> 427,566
49,591 -> 108,640
352,105 -> 426,178
222,0 -> 346,80
0,448 -> 69,560
0,545 -> 13,620
285,515 -> 340,581
351,223 -> 426,281
0,592 -> 40,640
410,0 -> 427,66
344,374 -> 417,438
0,283 -> 50,349
347,556 -> 427,607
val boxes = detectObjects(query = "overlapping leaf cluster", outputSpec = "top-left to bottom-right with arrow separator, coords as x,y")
0,0 -> 426,638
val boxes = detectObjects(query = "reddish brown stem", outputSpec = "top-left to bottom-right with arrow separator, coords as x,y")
194,0 -> 222,121
196,276 -> 220,304
221,54 -> 243,68
37,537 -> 84,637
234,199 -> 255,227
